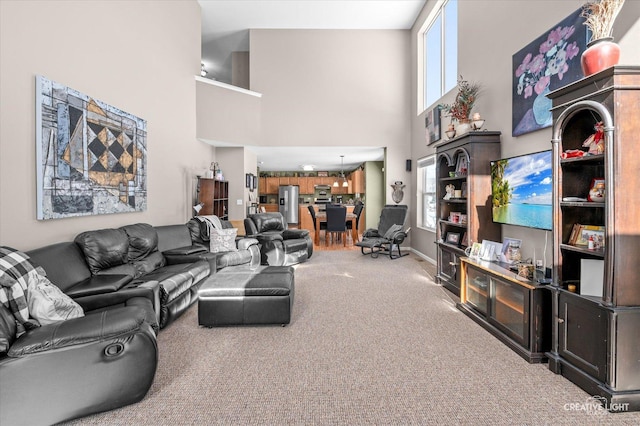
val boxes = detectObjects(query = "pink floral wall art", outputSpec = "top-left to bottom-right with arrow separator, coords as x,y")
512,8 -> 588,136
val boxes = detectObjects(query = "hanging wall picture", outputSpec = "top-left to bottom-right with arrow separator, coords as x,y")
35,75 -> 147,220
425,105 -> 441,145
512,8 -> 588,136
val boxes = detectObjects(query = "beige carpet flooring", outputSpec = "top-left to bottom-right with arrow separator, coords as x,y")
64,251 -> 640,425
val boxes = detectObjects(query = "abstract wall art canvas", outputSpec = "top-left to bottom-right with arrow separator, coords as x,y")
512,8 -> 588,136
425,105 -> 441,145
35,75 -> 147,220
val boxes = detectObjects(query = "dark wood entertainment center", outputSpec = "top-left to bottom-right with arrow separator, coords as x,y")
546,66 -> 640,411
434,131 -> 501,296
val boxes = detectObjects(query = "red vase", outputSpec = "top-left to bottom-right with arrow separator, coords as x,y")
581,37 -> 621,77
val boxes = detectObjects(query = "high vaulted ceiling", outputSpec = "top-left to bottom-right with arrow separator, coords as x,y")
198,0 -> 426,171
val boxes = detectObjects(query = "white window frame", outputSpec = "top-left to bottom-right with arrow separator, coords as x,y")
417,155 -> 436,232
417,0 -> 458,114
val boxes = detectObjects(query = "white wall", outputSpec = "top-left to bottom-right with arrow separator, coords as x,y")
250,29 -> 413,207
410,0 -> 640,262
0,0 -> 208,250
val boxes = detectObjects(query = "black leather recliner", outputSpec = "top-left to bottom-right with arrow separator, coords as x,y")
244,212 -> 313,266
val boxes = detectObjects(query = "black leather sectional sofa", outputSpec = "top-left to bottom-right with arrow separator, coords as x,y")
0,220 -> 260,425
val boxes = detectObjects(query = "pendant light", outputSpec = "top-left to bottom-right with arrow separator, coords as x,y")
334,155 -> 349,187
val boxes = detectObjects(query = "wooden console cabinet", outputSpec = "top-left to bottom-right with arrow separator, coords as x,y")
547,66 -> 640,411
435,131 -> 501,296
459,258 -> 551,363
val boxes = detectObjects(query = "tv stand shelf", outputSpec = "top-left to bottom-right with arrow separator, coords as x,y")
459,257 -> 551,363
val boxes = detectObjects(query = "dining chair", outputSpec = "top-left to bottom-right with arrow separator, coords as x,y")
346,203 -> 364,241
308,205 -> 326,239
325,205 -> 348,246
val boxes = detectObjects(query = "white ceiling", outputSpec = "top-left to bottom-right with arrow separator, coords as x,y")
198,0 -> 425,172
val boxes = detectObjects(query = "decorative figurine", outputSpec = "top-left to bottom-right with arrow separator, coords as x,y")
391,181 -> 406,204
444,184 -> 455,200
582,121 -> 605,155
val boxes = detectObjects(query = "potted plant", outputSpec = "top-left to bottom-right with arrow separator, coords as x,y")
440,76 -> 481,135
580,0 -> 625,76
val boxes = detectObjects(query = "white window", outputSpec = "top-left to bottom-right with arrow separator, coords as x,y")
417,156 -> 436,232
419,0 -> 458,112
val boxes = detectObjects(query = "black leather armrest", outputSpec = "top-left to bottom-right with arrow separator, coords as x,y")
237,237 -> 259,250
255,233 -> 284,243
66,275 -> 133,298
8,306 -> 148,357
282,229 -> 309,239
164,251 -> 217,273
163,245 -> 207,256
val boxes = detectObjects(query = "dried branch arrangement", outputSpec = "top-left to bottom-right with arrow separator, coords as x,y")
581,0 -> 626,42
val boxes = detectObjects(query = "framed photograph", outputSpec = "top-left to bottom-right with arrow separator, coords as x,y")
245,173 -> 252,188
461,182 -> 467,198
251,175 -> 258,191
425,105 -> 441,145
480,240 -> 502,262
575,225 -> 605,248
455,155 -> 468,175
501,237 -> 522,263
469,242 -> 482,259
588,178 -> 605,202
512,8 -> 587,137
445,232 -> 460,245
461,232 -> 468,247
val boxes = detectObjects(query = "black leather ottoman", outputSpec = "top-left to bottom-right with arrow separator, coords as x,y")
198,266 -> 294,326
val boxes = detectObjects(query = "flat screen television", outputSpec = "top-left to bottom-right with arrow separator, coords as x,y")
490,150 -> 552,231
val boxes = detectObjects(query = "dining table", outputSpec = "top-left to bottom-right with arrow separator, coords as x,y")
314,211 -> 358,245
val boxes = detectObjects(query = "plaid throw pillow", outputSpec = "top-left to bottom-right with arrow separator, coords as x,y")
0,247 -> 41,333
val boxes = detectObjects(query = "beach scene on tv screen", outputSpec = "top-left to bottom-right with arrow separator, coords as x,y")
492,151 -> 552,230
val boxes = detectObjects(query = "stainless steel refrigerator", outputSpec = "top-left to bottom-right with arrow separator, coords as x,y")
278,185 -> 299,224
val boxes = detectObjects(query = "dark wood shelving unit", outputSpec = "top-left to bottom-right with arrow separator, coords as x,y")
547,66 -> 640,411
434,131 -> 501,296
196,178 -> 229,220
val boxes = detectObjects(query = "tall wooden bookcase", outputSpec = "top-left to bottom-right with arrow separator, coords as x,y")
196,178 -> 229,220
435,131 -> 501,296
546,66 -> 640,411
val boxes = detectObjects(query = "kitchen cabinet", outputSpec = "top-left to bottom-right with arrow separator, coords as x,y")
265,178 -> 279,194
350,169 -> 365,193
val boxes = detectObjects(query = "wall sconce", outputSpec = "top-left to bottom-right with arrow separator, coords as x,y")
193,202 -> 205,215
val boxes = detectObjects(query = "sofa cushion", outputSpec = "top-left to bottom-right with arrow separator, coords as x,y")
155,224 -> 193,253
27,272 -> 84,325
96,263 -> 137,279
74,228 -> 129,274
252,214 -> 285,233
216,250 -> 253,270
131,251 -> 166,277
143,261 -> 209,304
26,242 -> 92,293
120,223 -> 158,261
